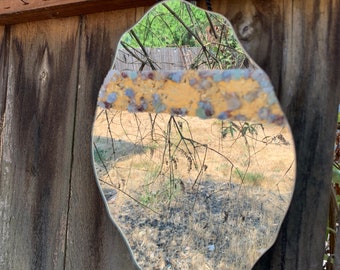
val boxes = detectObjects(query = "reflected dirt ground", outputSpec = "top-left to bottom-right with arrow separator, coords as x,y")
93,111 -> 295,269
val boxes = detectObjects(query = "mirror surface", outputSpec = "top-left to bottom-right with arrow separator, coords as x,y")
92,1 -> 296,269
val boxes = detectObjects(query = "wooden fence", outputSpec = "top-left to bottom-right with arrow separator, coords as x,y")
0,0 -> 339,269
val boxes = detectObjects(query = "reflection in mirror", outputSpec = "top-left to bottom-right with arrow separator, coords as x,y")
92,1 -> 296,269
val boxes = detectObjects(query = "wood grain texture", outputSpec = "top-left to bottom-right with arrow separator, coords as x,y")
0,1 -> 339,269
64,9 -> 141,269
0,17 -> 80,269
0,0 -> 156,25
0,25 -> 7,149
0,24 -> 9,269
0,25 -> 7,118
197,0 -> 340,269
262,1 -> 340,268
0,8 -> 144,269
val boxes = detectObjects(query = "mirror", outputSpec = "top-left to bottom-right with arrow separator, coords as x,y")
92,1 -> 296,269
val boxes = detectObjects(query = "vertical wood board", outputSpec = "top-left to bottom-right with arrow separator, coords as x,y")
267,1 -> 340,268
0,24 -> 9,268
65,9 -> 141,269
0,17 -> 80,269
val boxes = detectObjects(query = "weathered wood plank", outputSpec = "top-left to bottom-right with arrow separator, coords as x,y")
0,25 -> 7,142
64,9 -> 141,269
0,24 -> 9,270
0,1 -> 338,269
0,17 -> 80,269
0,0 -> 156,25
264,1 -> 340,268
197,0 -> 340,269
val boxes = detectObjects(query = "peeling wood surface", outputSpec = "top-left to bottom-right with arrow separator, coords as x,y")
0,0 -> 156,25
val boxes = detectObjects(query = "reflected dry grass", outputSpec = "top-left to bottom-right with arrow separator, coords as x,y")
92,110 -> 295,269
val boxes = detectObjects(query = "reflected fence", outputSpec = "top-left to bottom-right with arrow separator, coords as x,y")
114,47 -> 206,71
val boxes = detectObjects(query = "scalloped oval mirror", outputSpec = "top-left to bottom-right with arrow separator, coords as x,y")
92,1 -> 296,269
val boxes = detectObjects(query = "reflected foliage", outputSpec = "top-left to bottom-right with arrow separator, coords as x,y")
117,0 -> 248,70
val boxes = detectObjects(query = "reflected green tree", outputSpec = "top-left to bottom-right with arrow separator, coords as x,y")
119,0 -> 248,70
